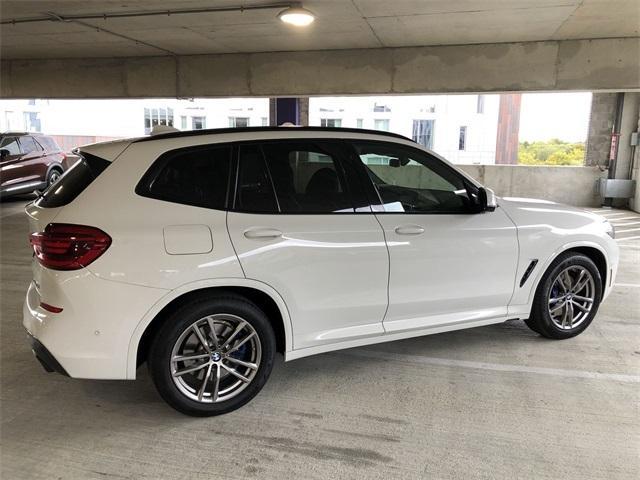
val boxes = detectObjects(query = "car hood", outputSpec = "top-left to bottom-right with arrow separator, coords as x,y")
497,197 -> 607,230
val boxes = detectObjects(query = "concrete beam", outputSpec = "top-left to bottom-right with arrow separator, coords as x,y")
1,37 -> 638,98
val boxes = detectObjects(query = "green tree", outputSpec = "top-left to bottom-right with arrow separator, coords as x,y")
518,140 -> 585,166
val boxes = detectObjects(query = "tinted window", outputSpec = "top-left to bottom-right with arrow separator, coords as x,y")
0,137 -> 21,155
20,136 -> 40,154
36,153 -> 110,208
140,145 -> 231,210
354,141 -> 474,214
235,144 -> 278,213
261,142 -> 354,213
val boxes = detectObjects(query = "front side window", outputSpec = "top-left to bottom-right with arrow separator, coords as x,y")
138,145 -> 231,210
354,141 -> 474,214
0,136 -> 21,155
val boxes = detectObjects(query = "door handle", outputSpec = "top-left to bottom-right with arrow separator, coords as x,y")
243,228 -> 283,239
394,224 -> 425,235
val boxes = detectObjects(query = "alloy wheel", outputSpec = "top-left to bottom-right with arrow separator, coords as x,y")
547,266 -> 595,330
170,314 -> 261,403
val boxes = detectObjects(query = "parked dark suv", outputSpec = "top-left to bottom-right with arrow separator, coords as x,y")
0,132 -> 67,198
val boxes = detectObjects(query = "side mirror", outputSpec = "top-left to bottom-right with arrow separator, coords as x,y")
0,149 -> 10,159
477,187 -> 497,212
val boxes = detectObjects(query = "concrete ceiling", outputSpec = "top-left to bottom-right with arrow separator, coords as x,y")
1,0 -> 638,59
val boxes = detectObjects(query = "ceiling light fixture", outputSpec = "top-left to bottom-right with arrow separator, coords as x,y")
278,5 -> 315,27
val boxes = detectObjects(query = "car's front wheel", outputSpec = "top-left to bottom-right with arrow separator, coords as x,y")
525,252 -> 602,339
148,293 -> 276,416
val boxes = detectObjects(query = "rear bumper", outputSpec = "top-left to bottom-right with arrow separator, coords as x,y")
23,274 -> 168,380
28,333 -> 69,376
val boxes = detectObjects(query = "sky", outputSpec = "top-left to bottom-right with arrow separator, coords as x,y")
518,92 -> 592,143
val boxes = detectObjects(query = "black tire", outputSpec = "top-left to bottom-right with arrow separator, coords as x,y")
47,168 -> 62,188
525,252 -> 602,339
148,293 -> 276,416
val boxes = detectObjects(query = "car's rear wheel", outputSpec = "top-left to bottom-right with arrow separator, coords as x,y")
525,252 -> 602,339
148,294 -> 276,416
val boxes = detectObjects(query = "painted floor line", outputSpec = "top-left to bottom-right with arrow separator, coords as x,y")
616,227 -> 640,234
345,349 -> 640,383
611,221 -> 640,227
614,283 -> 640,288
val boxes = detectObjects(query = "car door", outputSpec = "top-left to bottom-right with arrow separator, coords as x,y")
18,136 -> 48,184
349,140 -> 519,333
227,140 -> 389,350
0,136 -> 27,190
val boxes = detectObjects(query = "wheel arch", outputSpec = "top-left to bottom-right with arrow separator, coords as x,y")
529,241 -> 609,305
45,161 -> 64,179
127,279 -> 293,379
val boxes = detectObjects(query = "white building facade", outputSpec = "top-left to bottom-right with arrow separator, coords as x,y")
309,95 -> 500,164
1,94 -> 499,164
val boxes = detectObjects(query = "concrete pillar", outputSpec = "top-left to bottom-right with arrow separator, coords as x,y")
495,94 -> 521,165
585,93 -> 617,167
616,93 -> 640,181
627,97 -> 640,213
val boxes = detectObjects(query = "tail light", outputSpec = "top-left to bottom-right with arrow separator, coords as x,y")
30,224 -> 111,271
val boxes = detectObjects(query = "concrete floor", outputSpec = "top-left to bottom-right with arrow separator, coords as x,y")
1,197 -> 638,480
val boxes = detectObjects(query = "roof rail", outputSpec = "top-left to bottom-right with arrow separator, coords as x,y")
133,126 -> 412,143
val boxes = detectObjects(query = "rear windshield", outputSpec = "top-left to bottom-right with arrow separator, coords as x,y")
36,153 -> 110,208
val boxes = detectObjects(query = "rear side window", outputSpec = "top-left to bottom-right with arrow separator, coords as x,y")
20,136 -> 41,154
137,145 -> 232,210
36,153 -> 110,208
234,141 -> 355,214
262,142 -> 354,213
235,144 -> 279,213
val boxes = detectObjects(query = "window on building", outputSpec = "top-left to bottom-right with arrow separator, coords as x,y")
229,117 -> 250,128
412,120 -> 435,149
24,112 -> 41,132
261,117 -> 269,126
356,119 -> 363,129
477,95 -> 485,114
180,116 -> 187,130
192,116 -> 206,130
373,103 -> 391,113
320,118 -> 342,127
459,126 -> 467,150
374,119 -> 390,131
140,145 -> 232,210
144,107 -> 174,134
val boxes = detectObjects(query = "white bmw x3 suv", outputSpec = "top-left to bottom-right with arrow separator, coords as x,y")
23,127 -> 618,416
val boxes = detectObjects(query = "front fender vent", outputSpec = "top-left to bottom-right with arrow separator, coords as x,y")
519,259 -> 539,288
